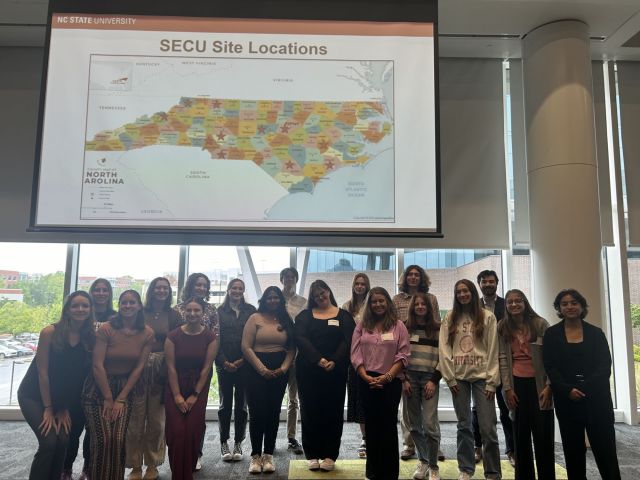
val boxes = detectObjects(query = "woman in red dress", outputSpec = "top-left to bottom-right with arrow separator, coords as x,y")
164,297 -> 219,480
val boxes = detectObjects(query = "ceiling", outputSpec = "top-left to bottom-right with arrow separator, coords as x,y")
1,0 -> 639,60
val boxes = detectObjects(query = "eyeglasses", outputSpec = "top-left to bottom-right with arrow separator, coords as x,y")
506,299 -> 524,305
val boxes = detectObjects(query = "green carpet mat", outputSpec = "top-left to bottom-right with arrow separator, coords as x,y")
288,459 -> 568,479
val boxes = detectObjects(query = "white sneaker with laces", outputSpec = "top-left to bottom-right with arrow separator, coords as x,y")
221,441 -> 232,462
320,458 -> 335,471
232,442 -> 243,461
458,472 -> 471,480
261,454 -> 275,473
413,461 -> 428,479
308,459 -> 320,470
249,454 -> 262,474
429,467 -> 441,480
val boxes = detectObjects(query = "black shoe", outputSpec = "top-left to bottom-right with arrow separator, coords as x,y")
288,438 -> 303,454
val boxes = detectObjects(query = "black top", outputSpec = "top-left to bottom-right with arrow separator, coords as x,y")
216,302 -> 257,366
95,309 -> 116,324
543,319 -> 612,404
294,308 -> 355,372
18,333 -> 91,412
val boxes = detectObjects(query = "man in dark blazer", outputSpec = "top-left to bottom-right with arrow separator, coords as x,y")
472,270 -> 515,466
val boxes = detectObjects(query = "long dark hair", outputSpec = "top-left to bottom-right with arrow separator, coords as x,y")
307,280 -> 337,310
144,277 -> 173,312
498,289 -> 542,342
361,287 -> 398,333
181,273 -> 211,302
257,286 -> 294,348
399,265 -> 430,294
90,278 -> 115,313
447,279 -> 485,347
110,290 -> 145,331
51,291 -> 96,352
406,291 -> 440,339
345,273 -> 370,317
220,278 -> 247,310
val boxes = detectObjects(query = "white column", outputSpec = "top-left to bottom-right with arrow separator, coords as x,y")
522,20 -> 604,329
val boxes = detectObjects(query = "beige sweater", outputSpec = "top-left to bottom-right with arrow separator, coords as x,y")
438,309 -> 500,392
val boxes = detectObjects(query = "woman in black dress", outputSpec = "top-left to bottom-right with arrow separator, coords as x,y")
18,291 -> 95,480
295,280 -> 355,471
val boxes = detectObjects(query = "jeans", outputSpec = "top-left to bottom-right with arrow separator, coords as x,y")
473,383 -> 514,454
404,371 -> 440,468
451,380 -> 501,479
217,366 -> 248,443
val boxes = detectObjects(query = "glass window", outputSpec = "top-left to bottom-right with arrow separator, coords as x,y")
249,246 -> 290,294
627,251 -> 640,406
187,246 -> 241,306
0,242 -> 68,406
78,244 -> 180,304
299,248 -> 396,307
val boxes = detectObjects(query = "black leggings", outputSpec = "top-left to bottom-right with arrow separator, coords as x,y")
360,373 -> 402,480
19,393 -> 69,480
245,351 -> 289,456
62,404 -> 88,470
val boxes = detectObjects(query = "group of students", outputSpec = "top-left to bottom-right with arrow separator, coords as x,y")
18,265 -> 621,480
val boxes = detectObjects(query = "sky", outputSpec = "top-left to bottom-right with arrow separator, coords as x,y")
0,243 -> 290,278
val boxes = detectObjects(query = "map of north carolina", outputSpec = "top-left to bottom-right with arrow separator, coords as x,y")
85,97 -> 393,192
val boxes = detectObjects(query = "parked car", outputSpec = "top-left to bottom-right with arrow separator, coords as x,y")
0,341 -> 32,356
15,333 -> 39,342
0,345 -> 18,359
22,342 -> 38,353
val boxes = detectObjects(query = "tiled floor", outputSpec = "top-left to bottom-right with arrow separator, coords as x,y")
1,421 -> 637,479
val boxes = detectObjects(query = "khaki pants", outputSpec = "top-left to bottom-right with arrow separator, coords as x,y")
125,352 -> 167,468
286,363 -> 299,439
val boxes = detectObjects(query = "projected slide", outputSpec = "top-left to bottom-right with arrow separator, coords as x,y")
35,15 -> 437,232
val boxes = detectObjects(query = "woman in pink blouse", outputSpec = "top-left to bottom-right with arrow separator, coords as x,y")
350,287 -> 410,480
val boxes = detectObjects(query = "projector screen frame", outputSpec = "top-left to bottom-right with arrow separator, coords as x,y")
30,0 -> 441,240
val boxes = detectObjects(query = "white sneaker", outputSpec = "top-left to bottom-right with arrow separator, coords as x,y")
320,458 -> 335,471
195,457 -> 202,471
429,468 -> 441,480
249,454 -> 262,474
458,472 -> 471,480
232,442 -> 243,461
413,461 -> 428,479
261,454 -> 275,473
308,459 -> 320,470
221,441 -> 232,462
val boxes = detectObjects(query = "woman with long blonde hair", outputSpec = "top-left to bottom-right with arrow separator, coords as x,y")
342,273 -> 370,457
438,279 -> 500,480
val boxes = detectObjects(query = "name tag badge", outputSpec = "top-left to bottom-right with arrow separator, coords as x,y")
328,319 -> 340,327
410,334 -> 420,343
381,332 -> 395,341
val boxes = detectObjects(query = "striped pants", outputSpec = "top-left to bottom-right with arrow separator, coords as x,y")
82,373 -> 133,480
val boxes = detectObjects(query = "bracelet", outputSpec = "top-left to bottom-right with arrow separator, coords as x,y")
385,373 -> 394,383
115,399 -> 126,404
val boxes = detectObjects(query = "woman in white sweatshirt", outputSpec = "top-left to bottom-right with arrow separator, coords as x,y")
439,279 -> 501,480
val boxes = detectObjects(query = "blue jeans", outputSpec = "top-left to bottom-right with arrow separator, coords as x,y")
404,371 -> 440,468
451,380 -> 501,479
